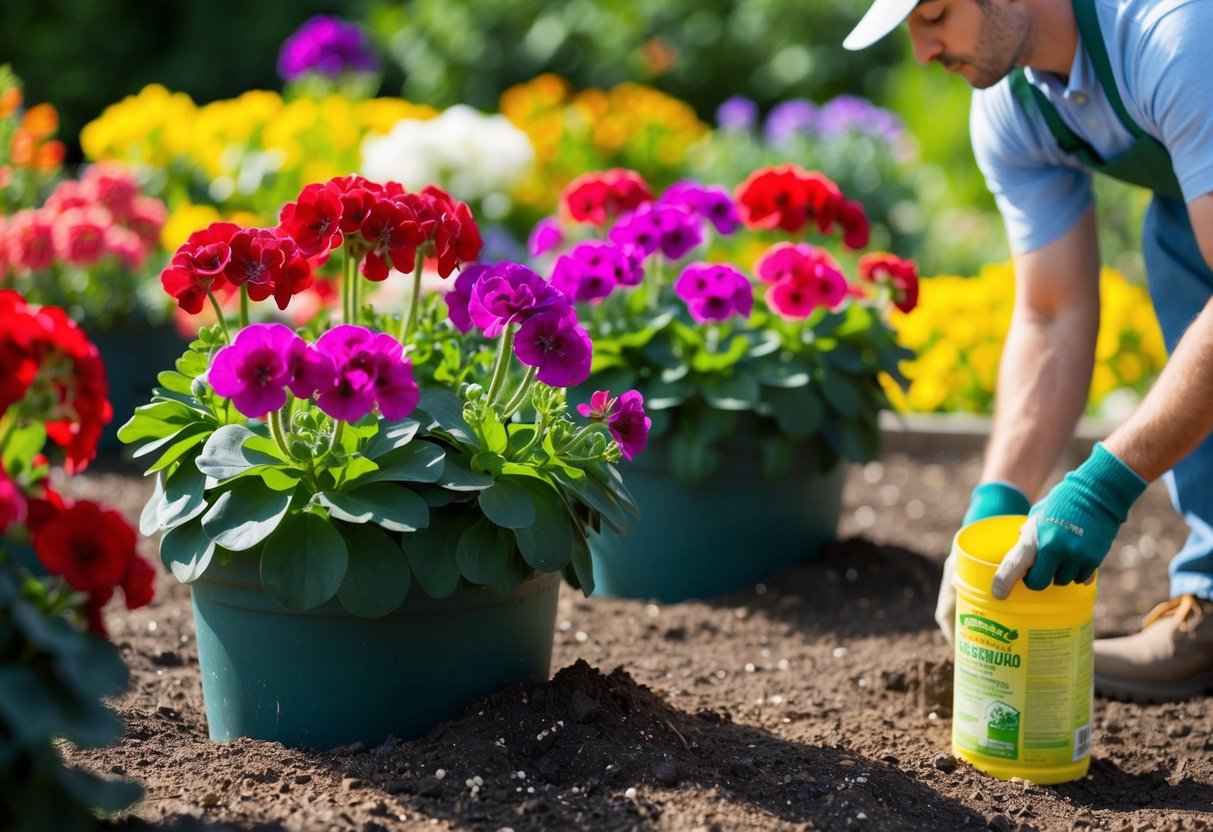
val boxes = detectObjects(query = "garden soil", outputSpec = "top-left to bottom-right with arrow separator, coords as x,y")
63,437 -> 1213,832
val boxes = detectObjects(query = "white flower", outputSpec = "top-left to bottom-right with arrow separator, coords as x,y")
360,104 -> 535,212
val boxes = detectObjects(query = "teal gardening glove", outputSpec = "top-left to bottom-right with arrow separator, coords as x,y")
936,481 -> 1032,644
992,443 -> 1148,599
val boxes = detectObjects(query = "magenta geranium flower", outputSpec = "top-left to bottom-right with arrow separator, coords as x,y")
311,325 -> 419,423
209,323 -> 311,418
468,263 -> 566,338
674,263 -> 753,323
576,389 -> 617,422
608,390 -> 650,461
658,180 -> 741,236
513,310 -> 593,387
528,216 -> 564,257
444,262 -> 491,334
609,203 -> 703,261
550,241 -> 641,303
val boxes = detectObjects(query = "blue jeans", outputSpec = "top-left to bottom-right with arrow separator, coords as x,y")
1142,194 -> 1213,602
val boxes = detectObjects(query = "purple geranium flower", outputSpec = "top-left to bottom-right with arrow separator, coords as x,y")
817,94 -> 905,143
609,203 -> 703,261
468,262 -> 566,337
278,15 -> 380,81
513,310 -> 592,388
716,95 -> 759,132
764,99 -> 817,145
444,262 -> 491,334
658,180 -> 741,236
608,390 -> 650,461
549,241 -> 642,303
209,323 -> 314,418
674,263 -> 753,323
527,216 -> 564,257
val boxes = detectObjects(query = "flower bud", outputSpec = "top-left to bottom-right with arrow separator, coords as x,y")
191,376 -> 209,401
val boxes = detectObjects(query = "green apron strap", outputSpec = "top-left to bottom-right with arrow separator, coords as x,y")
1009,70 -> 1105,167
1072,0 -> 1151,142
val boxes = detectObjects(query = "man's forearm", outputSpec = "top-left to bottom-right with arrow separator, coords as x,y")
981,300 -> 1099,500
1104,299 -> 1213,482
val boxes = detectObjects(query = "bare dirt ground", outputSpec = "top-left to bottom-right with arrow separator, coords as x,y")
62,435 -> 1213,832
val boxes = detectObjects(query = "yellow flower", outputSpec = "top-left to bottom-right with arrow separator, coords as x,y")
162,203 -> 221,250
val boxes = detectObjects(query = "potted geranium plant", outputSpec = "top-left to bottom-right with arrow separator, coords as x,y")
0,290 -> 154,828
121,175 -> 645,749
529,165 -> 917,602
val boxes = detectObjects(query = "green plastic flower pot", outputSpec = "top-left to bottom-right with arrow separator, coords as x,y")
190,553 -> 561,749
590,433 -> 847,602
89,322 -> 188,454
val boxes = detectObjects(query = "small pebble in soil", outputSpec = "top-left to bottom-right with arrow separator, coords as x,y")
625,787 -> 638,799
932,753 -> 958,773
435,769 -> 446,780
833,647 -> 848,658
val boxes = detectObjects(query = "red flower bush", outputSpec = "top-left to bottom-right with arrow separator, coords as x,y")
0,291 -> 154,635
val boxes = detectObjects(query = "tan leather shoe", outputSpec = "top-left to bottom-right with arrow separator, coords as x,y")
1094,595 -> 1213,703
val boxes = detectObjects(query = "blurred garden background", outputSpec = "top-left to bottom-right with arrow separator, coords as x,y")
0,0 -> 1163,420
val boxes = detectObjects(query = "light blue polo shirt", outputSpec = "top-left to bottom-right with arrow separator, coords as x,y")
970,0 -> 1213,254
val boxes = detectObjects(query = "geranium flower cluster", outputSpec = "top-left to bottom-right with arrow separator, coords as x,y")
532,164 -> 910,326
277,15 -> 380,81
0,291 -> 154,636
161,175 -> 483,316
208,322 -> 419,423
734,164 -> 870,248
0,162 -> 166,278
1,74 -> 66,196
446,262 -> 593,387
576,389 -> 651,461
0,290 -> 110,470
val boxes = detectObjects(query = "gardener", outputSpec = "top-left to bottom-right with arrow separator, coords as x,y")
843,0 -> 1213,702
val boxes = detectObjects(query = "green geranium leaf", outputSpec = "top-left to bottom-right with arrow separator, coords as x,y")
156,369 -> 194,394
144,425 -> 211,474
764,385 -> 824,439
567,530 -> 595,596
363,417 -> 422,459
479,412 -> 509,454
318,484 -> 429,532
700,373 -> 760,410
117,399 -> 201,445
2,422 -> 46,477
439,453 -> 494,491
336,523 -> 410,618
0,665 -> 122,749
351,440 -> 445,486
756,358 -> 814,388
201,479 -> 293,551
552,469 -> 630,535
512,479 -> 573,572
477,477 -> 536,529
811,311 -> 846,338
417,389 -> 475,444
822,341 -> 870,374
642,336 -> 682,370
404,508 -> 466,598
472,451 -> 507,476
690,334 -> 749,373
643,376 -> 695,410
196,424 -> 283,480
486,556 -> 529,596
819,373 -> 864,417
261,513 -> 348,610
456,518 -> 515,584
158,457 -> 208,529
140,473 -> 167,536
158,519 -> 216,582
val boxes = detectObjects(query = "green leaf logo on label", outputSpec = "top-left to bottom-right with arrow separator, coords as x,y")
959,614 -> 1019,643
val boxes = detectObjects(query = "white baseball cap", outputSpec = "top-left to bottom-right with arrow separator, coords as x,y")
843,0 -> 918,51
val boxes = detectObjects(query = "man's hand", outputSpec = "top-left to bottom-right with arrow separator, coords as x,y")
990,443 -> 1147,599
936,481 -> 1031,644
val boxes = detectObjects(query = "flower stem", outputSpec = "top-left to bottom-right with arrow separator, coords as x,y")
206,289 -> 231,344
500,365 -> 538,418
485,324 -> 517,404
400,250 -> 426,344
343,247 -> 355,324
268,406 -> 293,460
239,287 -> 250,330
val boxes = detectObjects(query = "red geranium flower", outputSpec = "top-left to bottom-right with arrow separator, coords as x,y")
859,252 -> 919,314
34,500 -> 136,594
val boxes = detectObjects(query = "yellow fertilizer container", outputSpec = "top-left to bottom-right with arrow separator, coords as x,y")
950,515 -> 1096,785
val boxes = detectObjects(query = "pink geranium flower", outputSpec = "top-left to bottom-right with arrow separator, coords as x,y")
209,323 -> 317,418
513,310 -> 592,387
